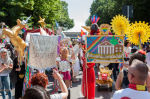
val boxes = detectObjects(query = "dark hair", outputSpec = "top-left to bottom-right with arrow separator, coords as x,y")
124,40 -> 130,47
91,23 -> 99,31
146,47 -> 150,52
22,86 -> 50,99
131,48 -> 137,53
31,73 -> 48,88
129,51 -> 146,65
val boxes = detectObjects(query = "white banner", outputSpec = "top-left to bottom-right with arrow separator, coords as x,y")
29,35 -> 58,69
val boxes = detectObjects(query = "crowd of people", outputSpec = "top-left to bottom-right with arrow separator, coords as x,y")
0,39 -> 83,99
1,38 -> 150,99
0,24 -> 150,99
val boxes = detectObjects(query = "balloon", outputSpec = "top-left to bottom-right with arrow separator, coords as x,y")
2,19 -> 26,64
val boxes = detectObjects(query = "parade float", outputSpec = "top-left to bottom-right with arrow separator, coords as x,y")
96,66 -> 113,91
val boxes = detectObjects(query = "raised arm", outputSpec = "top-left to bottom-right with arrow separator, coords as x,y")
53,69 -> 68,99
115,70 -> 123,90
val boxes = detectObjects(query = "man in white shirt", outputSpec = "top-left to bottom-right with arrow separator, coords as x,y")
146,47 -> 150,69
113,59 -> 150,99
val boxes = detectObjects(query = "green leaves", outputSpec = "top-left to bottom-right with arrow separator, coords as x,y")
87,0 -> 150,26
0,0 -> 74,30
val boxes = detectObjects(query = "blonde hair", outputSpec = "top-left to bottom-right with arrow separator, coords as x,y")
60,47 -> 69,60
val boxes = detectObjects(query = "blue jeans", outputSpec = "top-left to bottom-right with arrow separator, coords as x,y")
0,76 -> 12,99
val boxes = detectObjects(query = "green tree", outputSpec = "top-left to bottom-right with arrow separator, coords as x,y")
0,0 -> 74,30
87,0 -> 150,26
114,0 -> 150,22
57,1 -> 74,30
0,0 -> 34,27
86,0 -> 116,26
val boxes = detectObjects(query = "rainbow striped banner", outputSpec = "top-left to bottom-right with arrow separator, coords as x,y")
86,35 -> 124,63
87,36 -> 106,52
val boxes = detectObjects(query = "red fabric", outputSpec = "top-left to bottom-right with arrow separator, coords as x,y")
61,71 -> 71,80
121,97 -> 131,99
128,84 -> 136,90
90,29 -> 100,35
81,50 -> 95,99
23,28 -> 52,40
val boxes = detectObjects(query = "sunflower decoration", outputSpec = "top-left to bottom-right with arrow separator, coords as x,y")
111,15 -> 130,35
126,21 -> 150,46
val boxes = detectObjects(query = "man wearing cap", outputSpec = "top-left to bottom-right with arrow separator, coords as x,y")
0,48 -> 13,99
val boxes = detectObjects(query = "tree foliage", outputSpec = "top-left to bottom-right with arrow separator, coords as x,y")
87,0 -> 150,26
57,1 -> 74,30
0,0 -> 74,30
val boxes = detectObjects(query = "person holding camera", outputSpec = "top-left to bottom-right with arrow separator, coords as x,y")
0,48 -> 13,99
30,69 -> 68,99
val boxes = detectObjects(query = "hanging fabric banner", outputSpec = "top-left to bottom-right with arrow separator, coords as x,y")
29,35 -> 58,69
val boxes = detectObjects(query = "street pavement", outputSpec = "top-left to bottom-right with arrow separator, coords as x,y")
70,71 -> 115,99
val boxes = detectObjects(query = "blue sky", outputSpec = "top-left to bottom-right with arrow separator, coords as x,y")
62,0 -> 93,32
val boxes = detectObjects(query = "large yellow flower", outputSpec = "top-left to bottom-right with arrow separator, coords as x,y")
111,15 -> 130,35
126,21 -> 150,45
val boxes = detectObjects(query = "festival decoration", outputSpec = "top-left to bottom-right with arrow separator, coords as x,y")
99,24 -> 111,35
86,35 -> 124,63
40,27 -> 49,36
38,16 -> 46,28
111,15 -> 130,35
2,19 -> 26,64
81,29 -> 86,36
81,26 -> 91,33
82,16 -> 100,34
126,21 -> 150,47
91,15 -> 100,24
90,23 -> 100,35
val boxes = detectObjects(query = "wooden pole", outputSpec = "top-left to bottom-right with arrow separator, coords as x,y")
85,36 -> 88,99
139,34 -> 142,49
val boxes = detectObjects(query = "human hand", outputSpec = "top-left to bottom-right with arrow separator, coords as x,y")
16,67 -> 21,71
85,65 -> 89,69
52,69 -> 62,80
2,63 -> 7,69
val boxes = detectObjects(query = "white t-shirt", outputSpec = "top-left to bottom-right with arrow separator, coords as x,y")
56,56 -> 72,72
112,88 -> 150,99
50,93 -> 62,99
146,52 -> 150,68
